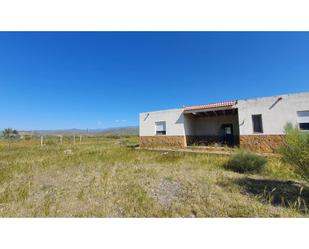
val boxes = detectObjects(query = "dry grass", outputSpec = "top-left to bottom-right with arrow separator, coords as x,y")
0,135 -> 308,217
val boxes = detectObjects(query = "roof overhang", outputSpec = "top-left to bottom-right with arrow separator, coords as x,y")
183,101 -> 237,114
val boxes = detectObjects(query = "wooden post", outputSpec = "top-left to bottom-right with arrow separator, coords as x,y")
40,136 -> 44,147
59,135 -> 63,145
79,135 -> 82,144
73,135 -> 76,145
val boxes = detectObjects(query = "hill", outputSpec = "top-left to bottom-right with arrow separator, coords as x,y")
18,126 -> 139,136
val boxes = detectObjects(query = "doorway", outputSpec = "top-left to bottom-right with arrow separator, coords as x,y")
221,124 -> 234,146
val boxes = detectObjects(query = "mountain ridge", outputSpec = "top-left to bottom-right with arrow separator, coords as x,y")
18,126 -> 139,135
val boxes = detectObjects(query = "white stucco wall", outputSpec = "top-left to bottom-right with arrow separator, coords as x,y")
139,108 -> 185,136
139,92 -> 309,137
183,114 -> 195,135
192,114 -> 239,136
237,92 -> 309,135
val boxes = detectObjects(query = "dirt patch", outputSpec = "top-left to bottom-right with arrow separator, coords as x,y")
145,178 -> 183,207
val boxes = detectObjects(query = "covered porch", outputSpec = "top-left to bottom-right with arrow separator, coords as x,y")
183,101 -> 240,147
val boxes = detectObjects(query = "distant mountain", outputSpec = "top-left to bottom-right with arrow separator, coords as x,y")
19,126 -> 139,136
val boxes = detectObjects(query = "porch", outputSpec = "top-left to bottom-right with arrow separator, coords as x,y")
183,101 -> 240,147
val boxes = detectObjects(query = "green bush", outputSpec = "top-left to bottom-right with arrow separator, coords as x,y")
24,135 -> 32,141
224,150 -> 267,173
279,123 -> 309,183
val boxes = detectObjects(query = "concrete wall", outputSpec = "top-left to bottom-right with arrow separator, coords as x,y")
189,114 -> 239,136
139,108 -> 185,136
139,109 -> 239,137
183,114 -> 195,135
237,92 -> 309,135
139,92 -> 309,151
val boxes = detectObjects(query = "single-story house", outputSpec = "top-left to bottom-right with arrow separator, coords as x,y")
139,92 -> 309,153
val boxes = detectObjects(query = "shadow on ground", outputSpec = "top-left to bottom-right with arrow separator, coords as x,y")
237,178 -> 309,213
126,144 -> 139,149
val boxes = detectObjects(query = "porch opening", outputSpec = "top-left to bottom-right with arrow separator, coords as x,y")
184,105 -> 240,147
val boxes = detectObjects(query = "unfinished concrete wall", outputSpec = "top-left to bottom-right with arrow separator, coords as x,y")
192,114 -> 239,136
237,92 -> 309,135
139,92 -> 309,151
237,92 -> 309,152
139,108 -> 186,147
139,108 -> 185,136
184,113 -> 240,146
183,114 -> 195,136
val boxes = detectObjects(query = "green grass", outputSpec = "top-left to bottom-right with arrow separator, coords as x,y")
0,135 -> 308,217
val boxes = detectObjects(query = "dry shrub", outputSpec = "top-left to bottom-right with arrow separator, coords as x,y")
279,123 -> 309,183
224,150 -> 267,174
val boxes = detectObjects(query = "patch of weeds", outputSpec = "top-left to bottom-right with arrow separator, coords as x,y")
43,194 -> 53,216
237,178 -> 309,214
0,168 -> 13,183
77,189 -> 85,201
224,150 -> 267,174
16,183 -> 30,202
155,152 -> 183,164
0,135 -> 306,217
262,159 -> 299,180
279,124 -> 309,183
45,140 -> 58,146
0,185 -> 13,204
121,183 -> 156,217
164,176 -> 173,182
105,135 -> 121,139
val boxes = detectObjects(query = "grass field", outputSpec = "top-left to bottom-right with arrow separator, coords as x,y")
0,135 -> 308,217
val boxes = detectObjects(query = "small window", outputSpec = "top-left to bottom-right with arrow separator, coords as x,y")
297,111 -> 309,131
155,121 -> 166,135
252,114 -> 263,133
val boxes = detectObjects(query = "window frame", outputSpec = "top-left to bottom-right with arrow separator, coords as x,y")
297,111 -> 309,131
251,114 -> 264,134
155,121 -> 167,136
299,123 -> 309,131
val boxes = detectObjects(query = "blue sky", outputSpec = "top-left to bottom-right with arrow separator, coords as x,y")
0,32 -> 309,130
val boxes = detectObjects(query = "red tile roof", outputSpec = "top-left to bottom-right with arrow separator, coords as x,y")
184,101 -> 237,111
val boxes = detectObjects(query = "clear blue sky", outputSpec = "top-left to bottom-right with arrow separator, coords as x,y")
1,32 -> 309,130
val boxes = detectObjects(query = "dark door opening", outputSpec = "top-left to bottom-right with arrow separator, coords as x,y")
221,124 -> 234,146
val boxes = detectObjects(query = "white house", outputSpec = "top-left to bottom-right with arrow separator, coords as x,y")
139,92 -> 309,153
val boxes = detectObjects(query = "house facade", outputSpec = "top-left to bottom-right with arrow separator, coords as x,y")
139,92 -> 309,153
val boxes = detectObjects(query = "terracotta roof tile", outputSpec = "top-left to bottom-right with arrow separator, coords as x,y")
184,101 -> 237,111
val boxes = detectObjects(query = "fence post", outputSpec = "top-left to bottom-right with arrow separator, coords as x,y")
73,135 -> 76,145
40,136 -> 44,147
79,135 -> 82,144
59,135 -> 63,145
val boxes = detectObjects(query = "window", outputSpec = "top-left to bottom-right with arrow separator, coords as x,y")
297,111 -> 309,131
252,114 -> 263,133
155,121 -> 166,135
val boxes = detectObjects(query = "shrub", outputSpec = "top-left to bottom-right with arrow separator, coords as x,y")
45,140 -> 57,146
224,150 -> 267,173
279,123 -> 309,183
2,128 -> 19,148
24,135 -> 32,141
105,134 -> 121,139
